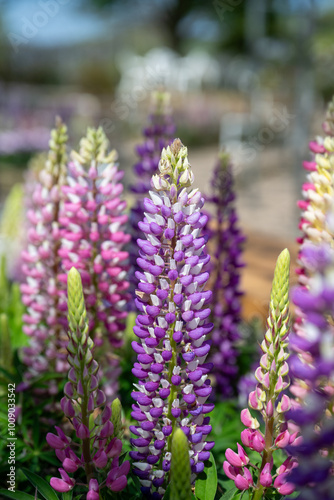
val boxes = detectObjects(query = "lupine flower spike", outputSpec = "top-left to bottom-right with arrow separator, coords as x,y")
288,242 -> 334,497
206,151 -> 245,398
47,267 -> 129,497
170,428 -> 192,500
130,139 -> 214,498
293,98 -> 334,401
20,117 -> 68,381
60,127 -> 130,399
224,249 -> 298,498
129,91 -> 176,305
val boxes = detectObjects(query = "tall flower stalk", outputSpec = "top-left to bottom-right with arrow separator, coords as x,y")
288,242 -> 334,497
206,151 -> 245,398
47,267 -> 129,497
59,127 -> 130,399
129,91 -> 176,305
130,139 -> 214,498
293,98 -> 334,401
20,117 -> 68,379
224,249 -> 298,498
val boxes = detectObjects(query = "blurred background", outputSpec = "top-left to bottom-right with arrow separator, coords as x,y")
0,0 -> 333,312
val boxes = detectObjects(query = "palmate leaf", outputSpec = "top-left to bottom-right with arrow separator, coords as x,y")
21,468 -> 59,500
195,453 -> 218,500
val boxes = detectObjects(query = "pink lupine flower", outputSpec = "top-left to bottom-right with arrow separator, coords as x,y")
292,99 -> 334,403
223,250 -> 296,497
60,127 -> 130,400
50,469 -> 75,492
87,479 -> 99,500
20,118 -> 69,383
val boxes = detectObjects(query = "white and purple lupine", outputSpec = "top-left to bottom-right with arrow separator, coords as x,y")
47,267 -> 129,497
20,118 -> 68,379
288,242 -> 334,497
128,92 -> 175,306
130,139 -> 214,498
205,152 -> 245,398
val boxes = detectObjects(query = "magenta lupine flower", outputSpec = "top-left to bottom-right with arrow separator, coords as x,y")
223,249 -> 298,498
128,92 -> 176,306
130,139 -> 214,498
205,151 -> 245,398
292,99 -> 334,402
59,127 -> 130,348
48,267 -> 129,496
288,241 -> 334,497
58,127 -> 130,399
20,118 -> 69,379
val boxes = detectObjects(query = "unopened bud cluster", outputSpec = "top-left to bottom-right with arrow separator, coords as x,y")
47,267 -> 129,497
224,250 -> 298,497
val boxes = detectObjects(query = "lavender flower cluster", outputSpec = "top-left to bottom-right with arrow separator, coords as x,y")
206,152 -> 245,398
129,92 -> 176,305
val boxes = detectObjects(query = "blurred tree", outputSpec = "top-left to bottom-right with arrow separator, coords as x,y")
0,6 -> 11,81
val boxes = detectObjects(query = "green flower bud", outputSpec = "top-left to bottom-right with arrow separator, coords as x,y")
170,428 -> 192,500
67,267 -> 87,335
270,248 -> 290,317
45,116 -> 68,187
74,126 -> 117,165
111,398 -> 123,439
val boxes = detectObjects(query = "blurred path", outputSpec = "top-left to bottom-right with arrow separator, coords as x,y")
241,231 -> 298,320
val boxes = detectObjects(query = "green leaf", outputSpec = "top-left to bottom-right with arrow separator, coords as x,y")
62,492 -> 73,500
163,484 -> 170,500
21,468 -> 59,500
218,487 -> 240,500
0,491 -> 37,500
195,453 -> 218,500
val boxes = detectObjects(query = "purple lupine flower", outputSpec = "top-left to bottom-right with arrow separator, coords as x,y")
48,267 -> 129,496
59,127 -> 130,399
0,126 -> 50,155
205,151 -> 245,398
288,241 -> 334,497
130,139 -> 214,498
20,118 -> 69,379
128,92 -> 175,306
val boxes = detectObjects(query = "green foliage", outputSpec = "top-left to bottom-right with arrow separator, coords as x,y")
0,491 -> 37,500
195,453 -> 217,500
21,468 -> 59,500
0,255 -> 26,351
